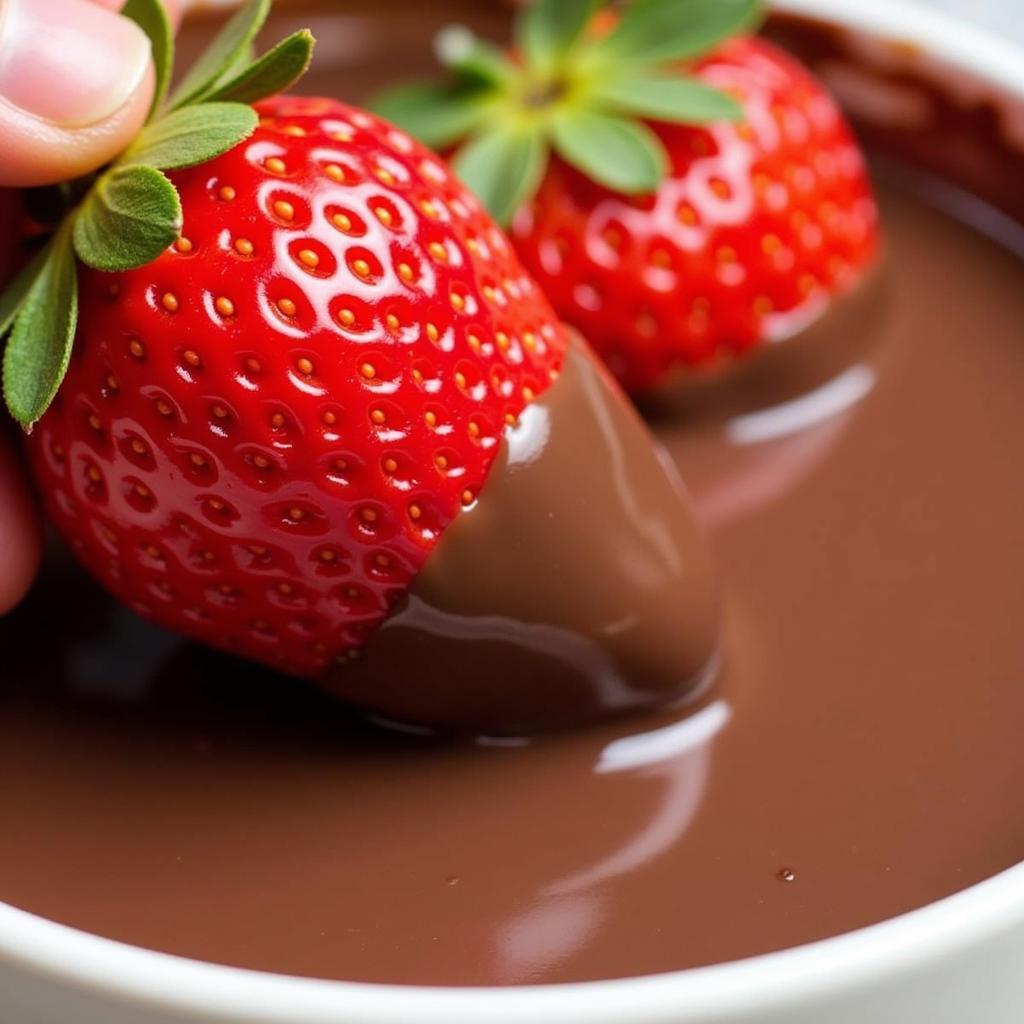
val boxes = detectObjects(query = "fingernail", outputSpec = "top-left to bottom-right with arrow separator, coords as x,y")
0,0 -> 151,127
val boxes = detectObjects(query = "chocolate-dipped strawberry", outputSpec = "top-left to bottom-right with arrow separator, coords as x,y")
374,0 -> 881,394
1,0 -> 718,733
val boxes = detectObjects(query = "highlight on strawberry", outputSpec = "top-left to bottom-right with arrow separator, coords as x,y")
374,0 -> 881,394
0,0 -> 720,731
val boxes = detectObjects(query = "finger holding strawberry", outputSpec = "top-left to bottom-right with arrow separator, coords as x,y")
0,0 -> 199,616
374,0 -> 881,395
2,0 -> 720,732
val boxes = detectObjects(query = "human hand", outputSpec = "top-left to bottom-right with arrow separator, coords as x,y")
0,0 -> 179,613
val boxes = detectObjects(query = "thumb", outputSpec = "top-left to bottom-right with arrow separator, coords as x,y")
0,0 -> 155,188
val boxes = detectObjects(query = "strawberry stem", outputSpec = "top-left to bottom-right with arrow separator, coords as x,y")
372,0 -> 761,225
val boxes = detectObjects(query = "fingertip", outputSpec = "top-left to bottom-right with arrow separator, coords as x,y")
0,0 -> 158,188
0,64 -> 155,188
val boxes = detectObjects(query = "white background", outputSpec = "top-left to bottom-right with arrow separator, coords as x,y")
921,0 -> 1024,36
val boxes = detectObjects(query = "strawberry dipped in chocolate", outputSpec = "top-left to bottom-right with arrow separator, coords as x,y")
2,0 -> 719,734
374,0 -> 881,395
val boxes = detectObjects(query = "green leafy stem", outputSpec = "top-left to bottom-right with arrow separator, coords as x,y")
0,0 -> 315,427
373,0 -> 762,227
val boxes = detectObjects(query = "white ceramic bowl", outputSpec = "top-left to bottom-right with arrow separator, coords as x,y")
5,1 -> 1024,1020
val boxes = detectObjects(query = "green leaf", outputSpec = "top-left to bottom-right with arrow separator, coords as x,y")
3,229 -> 78,428
73,165 -> 182,273
207,30 -> 315,104
122,0 -> 174,120
372,81 -> 493,150
0,246 -> 50,339
169,0 -> 271,108
518,0 -> 598,76
222,41 -> 256,83
551,111 -> 667,194
591,0 -> 763,65
121,103 -> 258,171
453,128 -> 546,227
592,74 -> 742,124
435,25 -> 518,88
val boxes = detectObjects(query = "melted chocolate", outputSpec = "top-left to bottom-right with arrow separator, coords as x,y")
2,0 -> 1024,992
324,338 -> 720,735
3,175 -> 1024,987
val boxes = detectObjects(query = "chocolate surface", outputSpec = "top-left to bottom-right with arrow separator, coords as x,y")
324,337 -> 720,735
2,0 -> 1024,992
3,175 -> 1024,986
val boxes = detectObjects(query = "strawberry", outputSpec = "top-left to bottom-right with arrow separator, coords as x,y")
374,0 -> 880,393
2,0 -> 565,676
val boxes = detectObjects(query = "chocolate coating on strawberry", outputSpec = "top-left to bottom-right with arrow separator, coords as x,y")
326,334 -> 720,735
27,96 -> 566,676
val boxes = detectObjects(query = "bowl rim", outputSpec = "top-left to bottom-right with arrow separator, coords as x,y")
5,0 -> 1024,1020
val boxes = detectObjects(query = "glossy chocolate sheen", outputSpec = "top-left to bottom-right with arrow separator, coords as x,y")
324,337 -> 720,735
2,0 -> 1024,992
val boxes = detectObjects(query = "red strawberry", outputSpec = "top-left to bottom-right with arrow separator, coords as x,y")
26,96 -> 565,676
374,0 -> 880,394
2,8 -> 565,677
512,37 -> 879,392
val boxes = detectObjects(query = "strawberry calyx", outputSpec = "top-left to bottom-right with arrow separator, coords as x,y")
372,0 -> 762,228
0,0 -> 316,428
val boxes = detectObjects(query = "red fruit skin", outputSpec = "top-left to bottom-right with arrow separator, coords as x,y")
27,97 -> 566,677
511,37 -> 881,394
